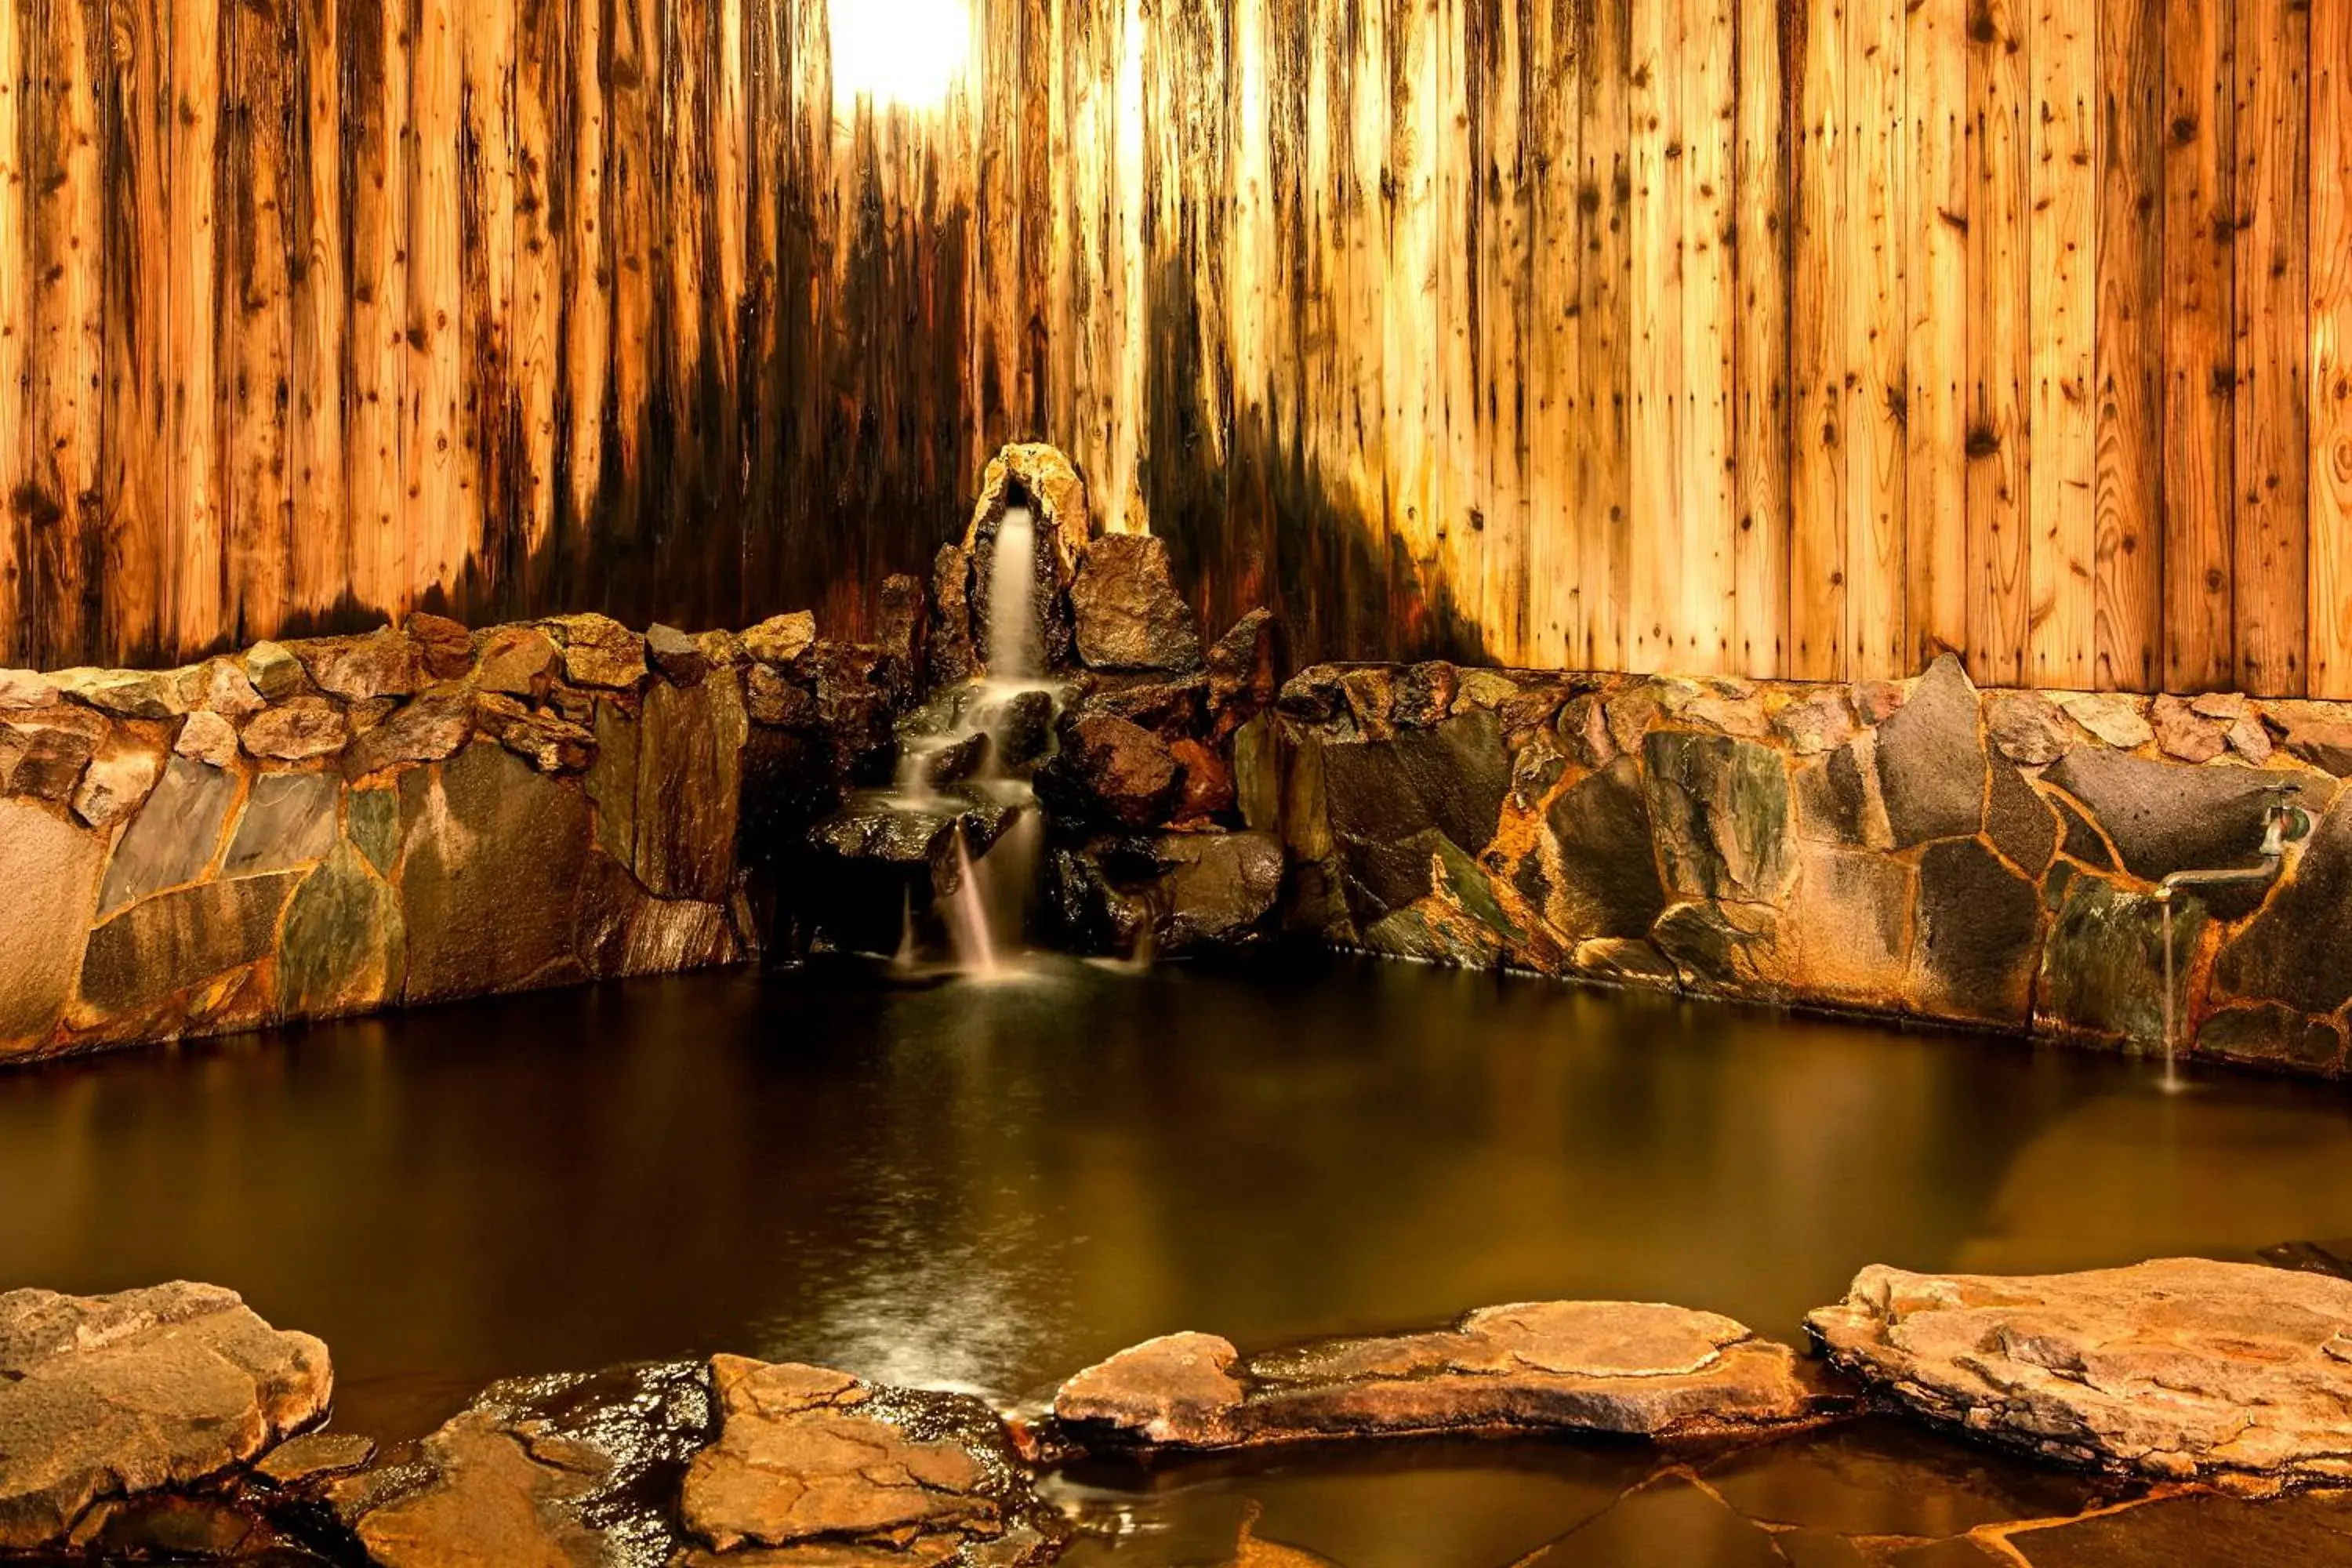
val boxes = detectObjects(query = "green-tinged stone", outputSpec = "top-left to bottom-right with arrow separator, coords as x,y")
1643,731 -> 1795,904
79,873 -> 303,1017
2035,875 -> 2205,1047
1652,901 -> 1785,994
349,786 -> 401,876
98,757 -> 241,916
278,844 -> 407,1020
221,771 -> 339,879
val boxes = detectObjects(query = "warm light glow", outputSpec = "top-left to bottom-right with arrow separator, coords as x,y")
830,0 -> 972,111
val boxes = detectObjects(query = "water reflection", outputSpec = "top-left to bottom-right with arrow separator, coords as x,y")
1,956 -> 2349,1504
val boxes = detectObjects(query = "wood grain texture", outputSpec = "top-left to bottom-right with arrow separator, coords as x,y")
2161,0 -> 2235,691
0,0 -> 2341,699
2232,0 -> 2308,695
2308,0 -> 2351,698
2094,0 -> 2164,692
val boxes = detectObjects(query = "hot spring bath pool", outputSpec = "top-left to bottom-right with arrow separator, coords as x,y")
6,957 -> 2352,1563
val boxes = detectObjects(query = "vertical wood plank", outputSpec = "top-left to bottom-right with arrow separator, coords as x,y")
0,0 -> 24,660
1845,0 -> 1904,678
99,0 -> 169,662
407,0 -> 466,612
220,0 -> 293,643
459,0 -> 517,616
1626,0 -> 1679,672
606,0 -> 657,588
167,0 -> 222,651
563,0 -> 609,586
1524,0 -> 1580,669
2161,0 -> 2234,691
1475,0 -> 1530,662
2093,0 -> 2164,691
2314,0 -> 2352,696
2027,0 -> 2096,688
1574,0 -> 1632,671
1788,0 -> 1846,680
1731,0 -> 1788,678
1906,0 -> 1969,671
347,0 -> 408,619
2232,0 -> 2308,695
1681,0 -> 1736,673
511,0 -> 561,605
30,0 -> 106,664
1966,0 -> 2031,687
290,0 -> 347,623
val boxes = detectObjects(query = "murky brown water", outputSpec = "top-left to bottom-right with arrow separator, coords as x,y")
5,956 -> 2352,1564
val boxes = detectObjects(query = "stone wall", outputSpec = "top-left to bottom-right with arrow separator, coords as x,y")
0,610 -> 896,1065
1253,658 -> 2352,1080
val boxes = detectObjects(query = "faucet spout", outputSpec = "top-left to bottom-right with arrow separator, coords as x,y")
2151,782 -> 2312,1088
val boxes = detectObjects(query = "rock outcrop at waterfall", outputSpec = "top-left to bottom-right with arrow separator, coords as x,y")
1051,1302 -> 1847,1452
0,1283 -> 333,1551
1807,1259 -> 2352,1494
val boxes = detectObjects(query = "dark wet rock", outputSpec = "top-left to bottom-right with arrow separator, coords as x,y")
1786,848 -> 1911,1005
628,673 -> 748,903
877,572 -> 929,682
97,757 -> 240,914
343,688 -> 477,776
1320,712 -> 1512,927
743,611 -> 820,673
243,697 -> 350,764
2060,691 -> 2154,750
1544,758 -> 1668,942
1054,1302 -> 1842,1453
645,622 -> 712,686
2195,1004 -> 2347,1075
74,1491 -> 274,1559
967,687 -> 1056,772
1336,666 -> 1398,735
1872,655 -> 1987,848
255,1432 -> 378,1489
79,871 -> 303,1018
1394,662 -> 1461,729
2042,749 -> 2318,913
543,613 -> 648,689
1643,731 -> 1795,903
476,692 -> 597,775
1653,901 -> 1784,994
71,735 -> 165,829
1807,1258 -> 2352,1493
1773,688 -> 1857,756
53,666 -> 189,720
2285,720 -> 2352,777
681,1356 -> 1057,1562
278,844 -> 407,1019
292,629 -> 419,702
903,731 -> 992,793
243,642 -> 308,702
1984,764 -> 2059,875
0,801 -> 105,1054
813,793 -> 1018,869
931,543 -> 980,688
0,1282 -> 332,1551
473,625 -> 562,696
813,644 -> 902,782
2036,877 -> 2203,1045
1061,832 -> 1285,956
2151,695 -> 2228,764
1275,666 -> 1348,726
1076,672 -> 1208,739
397,744 -> 596,1003
1207,609 -> 1277,729
1907,839 -> 2041,1027
1037,715 -> 1185,830
2215,794 -> 2352,1015
1072,535 -> 1203,673
745,662 -> 818,730
223,771 -> 339,879
175,708 -> 241,768
1575,937 -> 1681,985
1986,691 -> 2073,766
1170,738 -> 1237,822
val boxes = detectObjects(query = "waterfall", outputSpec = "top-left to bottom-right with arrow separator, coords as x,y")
988,508 -> 1041,680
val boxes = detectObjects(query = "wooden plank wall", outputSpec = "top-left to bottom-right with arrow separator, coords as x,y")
0,0 -> 2345,697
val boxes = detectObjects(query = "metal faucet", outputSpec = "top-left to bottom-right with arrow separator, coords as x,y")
2153,782 -> 2313,1085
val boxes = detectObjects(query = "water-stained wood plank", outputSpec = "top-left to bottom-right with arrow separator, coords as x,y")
2161,0 -> 2234,691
